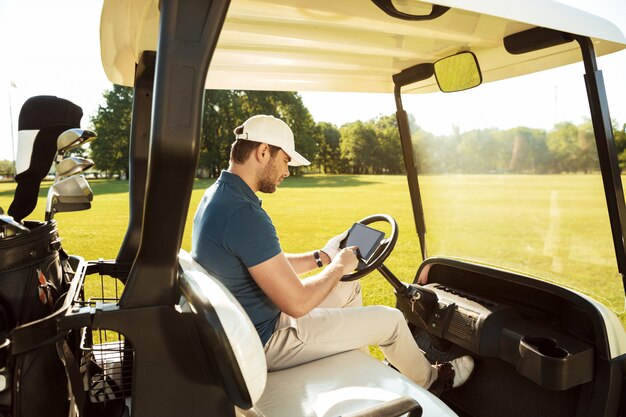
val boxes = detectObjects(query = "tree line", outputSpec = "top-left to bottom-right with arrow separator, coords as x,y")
414,122 -> 626,174
84,85 -> 626,178
88,85 -> 405,178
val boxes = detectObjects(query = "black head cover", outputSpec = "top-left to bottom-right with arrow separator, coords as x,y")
9,96 -> 82,222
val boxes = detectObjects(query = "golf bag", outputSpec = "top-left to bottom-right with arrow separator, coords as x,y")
0,220 -> 71,417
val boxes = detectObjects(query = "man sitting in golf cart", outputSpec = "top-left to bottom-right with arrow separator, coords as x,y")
191,114 -> 474,392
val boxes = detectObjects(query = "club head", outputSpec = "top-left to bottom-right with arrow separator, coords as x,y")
45,176 -> 93,220
53,202 -> 91,214
55,157 -> 95,181
0,215 -> 30,239
56,128 -> 97,154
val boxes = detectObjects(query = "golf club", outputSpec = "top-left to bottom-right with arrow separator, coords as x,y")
0,215 -> 30,239
55,156 -> 95,182
51,202 -> 91,214
56,128 -> 97,155
45,176 -> 93,221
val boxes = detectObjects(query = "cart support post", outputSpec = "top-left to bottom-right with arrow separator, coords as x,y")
576,36 -> 626,295
120,0 -> 231,308
394,85 -> 428,261
116,51 -> 156,272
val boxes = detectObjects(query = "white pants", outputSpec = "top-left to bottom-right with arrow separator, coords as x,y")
263,280 -> 438,388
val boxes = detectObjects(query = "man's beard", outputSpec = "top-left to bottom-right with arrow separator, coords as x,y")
258,159 -> 281,193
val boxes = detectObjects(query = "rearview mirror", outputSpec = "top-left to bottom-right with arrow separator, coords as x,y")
433,52 -> 482,92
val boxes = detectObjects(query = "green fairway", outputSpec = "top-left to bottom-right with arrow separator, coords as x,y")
0,174 -> 624,330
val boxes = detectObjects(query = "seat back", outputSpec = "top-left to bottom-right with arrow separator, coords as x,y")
178,250 -> 267,408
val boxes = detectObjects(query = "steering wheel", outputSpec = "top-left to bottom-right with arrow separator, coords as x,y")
340,214 -> 398,281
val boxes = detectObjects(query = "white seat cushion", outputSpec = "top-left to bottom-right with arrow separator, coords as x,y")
239,350 -> 457,417
178,250 -> 267,403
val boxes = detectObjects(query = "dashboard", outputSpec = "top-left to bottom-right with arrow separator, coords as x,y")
395,262 -> 597,391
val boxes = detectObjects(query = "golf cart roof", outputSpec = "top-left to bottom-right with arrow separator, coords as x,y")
100,0 -> 626,93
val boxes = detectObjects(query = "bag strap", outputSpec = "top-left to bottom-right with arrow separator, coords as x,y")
56,340 -> 85,413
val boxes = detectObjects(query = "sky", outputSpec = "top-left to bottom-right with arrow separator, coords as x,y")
1,0 -> 626,162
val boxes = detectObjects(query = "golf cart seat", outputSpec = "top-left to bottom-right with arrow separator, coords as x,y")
178,250 -> 457,417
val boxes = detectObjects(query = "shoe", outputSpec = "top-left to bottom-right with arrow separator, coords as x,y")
449,355 -> 474,388
433,355 -> 474,392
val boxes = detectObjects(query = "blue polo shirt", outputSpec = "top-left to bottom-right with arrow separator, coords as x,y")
191,171 -> 282,345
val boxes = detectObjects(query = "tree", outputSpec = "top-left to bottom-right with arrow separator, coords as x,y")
200,90 -> 246,178
237,91 -> 319,167
411,126 -> 440,173
454,128 -> 503,173
316,122 -> 341,173
500,127 -> 550,174
612,121 -> 626,172
89,87 -> 320,179
199,91 -> 319,177
372,115 -> 403,174
272,92 -> 320,171
547,121 -> 597,173
90,85 -> 133,178
340,121 -> 378,174
0,160 -> 14,178
576,120 -> 599,173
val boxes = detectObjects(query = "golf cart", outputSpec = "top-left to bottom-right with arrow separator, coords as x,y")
11,0 -> 626,416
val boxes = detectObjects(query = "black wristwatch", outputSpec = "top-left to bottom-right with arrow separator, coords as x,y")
313,250 -> 324,268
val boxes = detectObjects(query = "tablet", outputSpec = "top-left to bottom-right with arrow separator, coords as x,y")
341,223 -> 385,262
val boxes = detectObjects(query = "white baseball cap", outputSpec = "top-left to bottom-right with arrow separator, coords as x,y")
234,115 -> 311,166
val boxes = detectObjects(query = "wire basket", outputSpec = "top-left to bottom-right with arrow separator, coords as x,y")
78,273 -> 134,403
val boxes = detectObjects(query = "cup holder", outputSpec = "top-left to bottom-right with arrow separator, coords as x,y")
521,336 -> 568,359
517,335 -> 593,391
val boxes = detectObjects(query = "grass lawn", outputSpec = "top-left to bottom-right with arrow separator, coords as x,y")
0,174 -> 624,331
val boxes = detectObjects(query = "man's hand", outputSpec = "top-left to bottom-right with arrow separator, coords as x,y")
249,247 -> 359,317
332,246 -> 359,275
321,229 -> 349,260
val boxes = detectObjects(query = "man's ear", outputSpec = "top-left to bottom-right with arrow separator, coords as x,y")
255,143 -> 270,163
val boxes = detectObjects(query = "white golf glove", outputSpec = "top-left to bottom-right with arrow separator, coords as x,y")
321,230 -> 349,260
